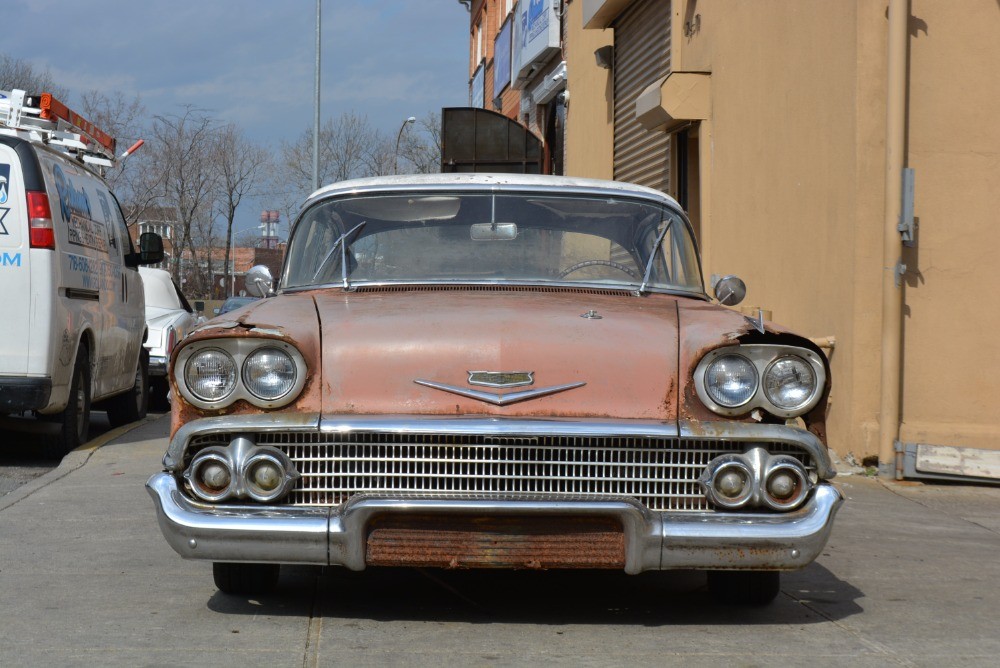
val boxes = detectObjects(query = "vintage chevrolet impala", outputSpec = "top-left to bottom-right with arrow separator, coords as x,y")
147,174 -> 842,605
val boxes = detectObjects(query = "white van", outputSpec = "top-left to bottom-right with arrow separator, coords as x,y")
0,90 -> 163,455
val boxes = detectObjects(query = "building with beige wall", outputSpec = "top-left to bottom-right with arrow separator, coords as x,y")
570,0 -> 1000,479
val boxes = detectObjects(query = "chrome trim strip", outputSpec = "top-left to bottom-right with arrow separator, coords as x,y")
678,420 -> 835,480
413,379 -> 586,405
280,279 -> 710,301
147,472 -> 842,572
318,415 -> 681,437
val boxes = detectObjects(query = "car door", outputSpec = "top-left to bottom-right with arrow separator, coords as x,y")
0,145 -> 29,376
101,190 -> 145,395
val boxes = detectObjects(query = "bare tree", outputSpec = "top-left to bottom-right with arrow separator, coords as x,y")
148,108 -> 218,290
213,123 -> 271,298
78,90 -> 161,224
399,112 -> 442,174
0,53 -> 69,98
278,111 -> 378,209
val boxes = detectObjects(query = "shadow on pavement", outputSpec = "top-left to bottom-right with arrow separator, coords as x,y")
207,561 -> 863,626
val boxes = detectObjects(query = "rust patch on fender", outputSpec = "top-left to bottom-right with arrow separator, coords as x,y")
365,515 -> 625,569
169,294 -> 323,439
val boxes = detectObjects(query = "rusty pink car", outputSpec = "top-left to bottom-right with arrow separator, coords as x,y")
147,174 -> 842,604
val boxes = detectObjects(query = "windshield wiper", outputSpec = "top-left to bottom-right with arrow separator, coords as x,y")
310,221 -> 367,284
638,219 -> 673,295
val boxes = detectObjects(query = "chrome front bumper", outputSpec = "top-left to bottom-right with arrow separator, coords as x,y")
146,473 -> 843,573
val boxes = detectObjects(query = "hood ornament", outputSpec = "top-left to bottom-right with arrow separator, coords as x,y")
415,375 -> 585,406
467,370 -> 533,388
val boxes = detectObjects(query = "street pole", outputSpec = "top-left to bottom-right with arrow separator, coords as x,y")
394,116 -> 416,175
313,0 -> 321,193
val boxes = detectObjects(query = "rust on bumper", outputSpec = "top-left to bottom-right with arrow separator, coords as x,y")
365,515 -> 626,569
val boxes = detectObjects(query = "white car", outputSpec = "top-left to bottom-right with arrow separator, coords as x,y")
139,267 -> 202,406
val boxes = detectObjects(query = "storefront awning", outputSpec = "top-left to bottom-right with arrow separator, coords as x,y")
635,72 -> 711,133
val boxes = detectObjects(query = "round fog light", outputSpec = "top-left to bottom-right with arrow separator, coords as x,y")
716,469 -> 748,499
250,460 -> 283,492
767,471 -> 796,500
762,458 -> 810,511
185,450 -> 235,503
201,463 -> 232,492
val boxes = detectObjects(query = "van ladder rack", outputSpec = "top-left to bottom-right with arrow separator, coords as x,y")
0,88 -> 117,167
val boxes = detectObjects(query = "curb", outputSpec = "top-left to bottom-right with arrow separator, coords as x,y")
0,414 -> 163,513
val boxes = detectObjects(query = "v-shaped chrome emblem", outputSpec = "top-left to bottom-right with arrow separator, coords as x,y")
414,378 -> 585,406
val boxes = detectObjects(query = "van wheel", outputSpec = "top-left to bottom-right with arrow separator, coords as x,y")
41,346 -> 91,459
213,563 -> 280,595
707,570 -> 781,606
106,350 -> 149,427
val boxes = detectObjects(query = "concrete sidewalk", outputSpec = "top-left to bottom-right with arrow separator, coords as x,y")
1,416 -> 999,666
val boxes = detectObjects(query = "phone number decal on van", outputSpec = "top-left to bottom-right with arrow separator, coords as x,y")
67,253 -> 121,290
67,212 -> 109,252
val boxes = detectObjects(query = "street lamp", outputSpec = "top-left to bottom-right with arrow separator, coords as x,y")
394,116 -> 416,175
313,0 -> 321,192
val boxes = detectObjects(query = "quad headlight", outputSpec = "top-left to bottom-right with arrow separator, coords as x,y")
704,354 -> 758,408
763,356 -> 816,411
174,339 -> 307,410
184,349 -> 238,402
243,347 -> 297,400
695,344 -> 826,418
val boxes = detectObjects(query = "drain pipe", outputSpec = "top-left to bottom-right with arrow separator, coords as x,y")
878,0 -> 909,478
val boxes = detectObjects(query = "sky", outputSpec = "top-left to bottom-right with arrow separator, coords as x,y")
4,0 -> 471,238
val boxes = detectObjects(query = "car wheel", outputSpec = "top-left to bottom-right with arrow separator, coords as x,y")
106,350 -> 149,427
149,377 -> 170,411
707,570 -> 781,606
40,345 -> 91,459
213,563 -> 280,595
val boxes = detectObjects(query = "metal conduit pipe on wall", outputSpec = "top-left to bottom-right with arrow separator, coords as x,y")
878,0 -> 909,477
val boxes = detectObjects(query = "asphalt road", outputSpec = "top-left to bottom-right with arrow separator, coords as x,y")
0,411 -> 112,497
1,416 -> 999,666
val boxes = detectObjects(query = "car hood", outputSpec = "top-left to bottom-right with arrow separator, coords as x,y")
145,307 -> 186,329
314,289 -> 681,419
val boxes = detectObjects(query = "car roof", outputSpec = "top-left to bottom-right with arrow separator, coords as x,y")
305,173 -> 682,210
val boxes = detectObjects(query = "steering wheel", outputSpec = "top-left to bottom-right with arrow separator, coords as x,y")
558,259 -> 640,280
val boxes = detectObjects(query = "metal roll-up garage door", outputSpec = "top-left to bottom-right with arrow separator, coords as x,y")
613,0 -> 671,192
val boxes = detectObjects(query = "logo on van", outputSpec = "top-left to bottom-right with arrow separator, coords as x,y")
52,165 -> 92,223
0,164 -> 10,204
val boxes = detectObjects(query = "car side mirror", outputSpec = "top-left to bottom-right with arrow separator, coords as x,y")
138,232 -> 165,265
712,274 -> 747,306
245,265 -> 275,298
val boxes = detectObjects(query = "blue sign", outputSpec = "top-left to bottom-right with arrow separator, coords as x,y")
494,17 -> 513,97
53,164 -> 92,223
512,0 -> 559,85
0,164 -> 9,204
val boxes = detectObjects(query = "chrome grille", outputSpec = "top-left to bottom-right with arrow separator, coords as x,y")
187,433 -> 813,512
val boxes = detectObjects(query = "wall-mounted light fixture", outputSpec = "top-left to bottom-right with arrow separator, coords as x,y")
594,45 -> 614,70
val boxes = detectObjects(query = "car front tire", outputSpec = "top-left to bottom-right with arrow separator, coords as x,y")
707,570 -> 781,606
213,563 -> 280,595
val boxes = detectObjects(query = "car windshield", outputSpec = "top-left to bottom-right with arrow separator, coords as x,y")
282,191 -> 702,293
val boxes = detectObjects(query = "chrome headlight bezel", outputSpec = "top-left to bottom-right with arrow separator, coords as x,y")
174,338 -> 308,410
694,344 -> 826,418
